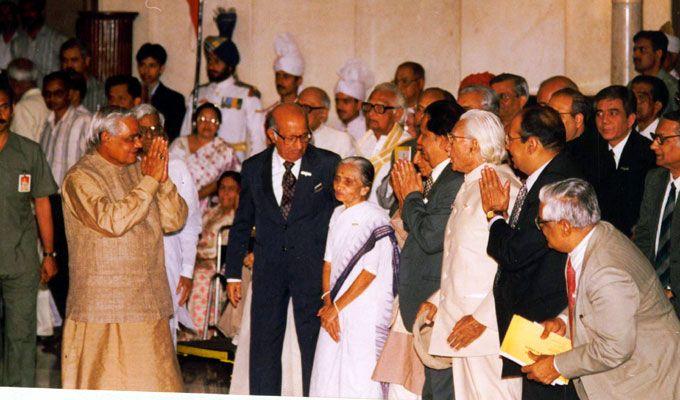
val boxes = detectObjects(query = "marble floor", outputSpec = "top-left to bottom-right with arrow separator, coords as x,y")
35,336 -> 233,393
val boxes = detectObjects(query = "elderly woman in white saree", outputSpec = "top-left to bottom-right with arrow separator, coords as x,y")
310,157 -> 400,399
419,110 -> 523,399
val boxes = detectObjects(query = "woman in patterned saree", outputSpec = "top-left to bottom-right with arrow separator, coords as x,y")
169,102 -> 240,212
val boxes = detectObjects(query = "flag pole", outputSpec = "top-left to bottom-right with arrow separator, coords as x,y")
191,0 -> 205,120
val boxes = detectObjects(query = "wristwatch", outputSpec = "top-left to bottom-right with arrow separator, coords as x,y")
486,210 -> 503,221
43,251 -> 57,258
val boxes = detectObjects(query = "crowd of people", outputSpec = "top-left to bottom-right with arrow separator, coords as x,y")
1,1 -> 680,399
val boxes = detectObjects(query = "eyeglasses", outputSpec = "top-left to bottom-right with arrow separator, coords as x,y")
534,216 -> 554,230
273,128 -> 312,145
506,134 -> 523,142
447,133 -> 472,142
296,102 -> 327,114
139,124 -> 164,137
42,89 -> 67,98
361,102 -> 398,115
394,78 -> 420,86
651,132 -> 680,145
498,93 -> 518,102
197,116 -> 220,125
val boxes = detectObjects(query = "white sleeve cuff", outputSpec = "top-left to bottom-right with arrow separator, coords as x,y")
488,215 -> 506,227
227,278 -> 242,283
180,264 -> 194,279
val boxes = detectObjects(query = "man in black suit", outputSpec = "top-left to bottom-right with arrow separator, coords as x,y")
635,111 -> 680,317
225,103 -> 340,396
391,100 -> 464,400
548,87 -> 609,191
593,85 -> 655,237
136,43 -> 186,141
480,106 -> 582,400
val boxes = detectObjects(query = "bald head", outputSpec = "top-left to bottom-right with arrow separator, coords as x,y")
415,87 -> 455,130
298,87 -> 331,131
537,75 -> 578,106
267,103 -> 310,162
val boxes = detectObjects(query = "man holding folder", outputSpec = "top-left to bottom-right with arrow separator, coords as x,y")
523,178 -> 680,400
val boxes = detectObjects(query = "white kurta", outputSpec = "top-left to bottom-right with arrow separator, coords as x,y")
310,201 -> 396,399
164,158 -> 202,346
312,123 -> 358,159
428,163 -> 522,400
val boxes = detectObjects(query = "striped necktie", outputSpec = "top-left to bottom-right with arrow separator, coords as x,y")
280,161 -> 296,219
655,182 -> 676,286
508,183 -> 528,228
423,176 -> 434,198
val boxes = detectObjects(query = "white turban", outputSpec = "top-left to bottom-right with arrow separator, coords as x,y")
273,32 -> 304,77
334,58 -> 375,101
666,33 -> 680,53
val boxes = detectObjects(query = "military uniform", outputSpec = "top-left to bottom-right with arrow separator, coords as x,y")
180,76 -> 266,162
0,132 -> 57,386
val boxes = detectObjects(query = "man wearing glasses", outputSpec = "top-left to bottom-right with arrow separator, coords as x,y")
490,73 -> 529,130
394,61 -> 425,136
356,82 -> 411,208
224,103 -> 340,396
297,86 -> 357,158
480,106 -> 583,400
634,111 -> 680,318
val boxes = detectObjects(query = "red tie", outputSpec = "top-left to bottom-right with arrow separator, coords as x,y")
566,257 -> 576,342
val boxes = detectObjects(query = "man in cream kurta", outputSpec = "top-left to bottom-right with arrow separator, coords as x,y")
357,83 -> 411,208
60,108 -> 187,391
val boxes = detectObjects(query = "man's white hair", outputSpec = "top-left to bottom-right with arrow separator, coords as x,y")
539,178 -> 601,228
458,109 -> 507,164
132,103 -> 166,126
369,82 -> 406,109
86,107 -> 134,151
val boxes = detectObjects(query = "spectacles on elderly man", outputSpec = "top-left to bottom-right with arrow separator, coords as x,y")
139,124 -> 165,138
273,128 -> 312,145
534,216 -> 555,230
651,132 -> 680,145
361,102 -> 397,115
295,102 -> 327,114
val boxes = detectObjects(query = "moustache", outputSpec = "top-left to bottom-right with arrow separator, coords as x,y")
0,119 -> 7,124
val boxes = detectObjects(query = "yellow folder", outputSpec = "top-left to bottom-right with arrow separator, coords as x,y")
500,314 -> 571,385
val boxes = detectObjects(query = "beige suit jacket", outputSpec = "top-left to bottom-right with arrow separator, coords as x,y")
555,222 -> 680,400
429,163 -> 521,357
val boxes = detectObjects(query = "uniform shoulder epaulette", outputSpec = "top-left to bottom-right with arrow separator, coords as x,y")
234,80 -> 261,98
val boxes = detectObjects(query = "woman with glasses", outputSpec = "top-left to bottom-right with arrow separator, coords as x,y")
418,110 -> 523,399
169,102 -> 240,212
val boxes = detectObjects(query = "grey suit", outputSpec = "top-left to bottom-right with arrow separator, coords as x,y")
634,167 -> 680,316
555,222 -> 680,400
398,163 -> 464,400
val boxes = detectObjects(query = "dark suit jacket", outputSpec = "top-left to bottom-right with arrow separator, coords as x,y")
634,167 -> 680,315
597,131 -> 655,237
152,82 -> 186,142
224,145 -> 340,295
565,127 -> 609,191
398,164 -> 464,330
488,151 -> 584,378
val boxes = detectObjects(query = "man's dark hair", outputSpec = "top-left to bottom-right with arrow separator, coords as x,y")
59,38 -> 89,59
0,1 -> 18,16
490,73 -> 529,98
66,70 -> 87,99
43,70 -> 71,90
594,85 -> 637,116
633,30 -> 669,61
105,74 -> 142,99
397,61 -> 425,80
135,43 -> 168,66
0,84 -> 14,106
552,87 -> 592,123
18,0 -> 45,11
631,74 -> 670,112
192,102 -> 223,124
518,105 -> 566,152
425,99 -> 465,136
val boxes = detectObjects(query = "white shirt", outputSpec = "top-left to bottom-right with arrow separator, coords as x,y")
10,87 -> 49,143
638,118 -> 660,141
654,174 -> 680,254
39,106 -> 92,187
312,123 -> 358,159
272,149 -> 302,205
11,25 -> 66,79
180,76 -> 266,161
608,130 -> 632,168
423,158 -> 449,204
0,32 -> 16,69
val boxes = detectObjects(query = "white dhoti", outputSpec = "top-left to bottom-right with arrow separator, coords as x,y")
452,354 -> 522,400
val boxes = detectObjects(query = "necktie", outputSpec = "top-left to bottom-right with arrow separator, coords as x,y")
655,182 -> 676,286
423,176 -> 434,198
142,85 -> 150,104
608,149 -> 617,171
508,183 -> 528,228
280,161 -> 296,219
566,257 -> 577,342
